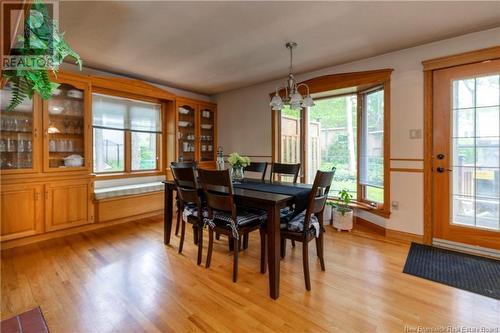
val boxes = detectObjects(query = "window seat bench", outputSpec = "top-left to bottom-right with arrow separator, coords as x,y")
93,176 -> 165,223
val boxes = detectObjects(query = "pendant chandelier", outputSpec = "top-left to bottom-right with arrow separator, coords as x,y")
270,42 -> 314,111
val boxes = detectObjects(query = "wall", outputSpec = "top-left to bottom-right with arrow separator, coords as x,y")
215,27 -> 500,235
61,63 -> 213,102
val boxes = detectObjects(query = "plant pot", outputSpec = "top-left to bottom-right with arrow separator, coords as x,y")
332,207 -> 354,231
323,205 -> 333,225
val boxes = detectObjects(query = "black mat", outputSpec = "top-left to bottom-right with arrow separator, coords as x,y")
403,243 -> 500,300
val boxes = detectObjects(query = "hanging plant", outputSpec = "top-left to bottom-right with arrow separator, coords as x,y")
2,0 -> 82,111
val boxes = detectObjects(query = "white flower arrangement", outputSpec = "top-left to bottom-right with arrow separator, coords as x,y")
227,152 -> 251,168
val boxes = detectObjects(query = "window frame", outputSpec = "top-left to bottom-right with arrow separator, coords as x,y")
92,89 -> 164,178
271,69 -> 392,217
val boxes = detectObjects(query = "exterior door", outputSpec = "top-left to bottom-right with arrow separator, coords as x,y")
433,59 -> 500,250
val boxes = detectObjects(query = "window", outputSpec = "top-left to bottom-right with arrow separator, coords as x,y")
274,70 -> 391,216
306,95 -> 357,197
360,89 -> 384,204
92,93 -> 162,174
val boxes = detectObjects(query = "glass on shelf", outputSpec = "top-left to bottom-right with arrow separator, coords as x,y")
47,83 -> 85,168
178,104 -> 196,162
0,84 -> 35,170
200,108 -> 215,161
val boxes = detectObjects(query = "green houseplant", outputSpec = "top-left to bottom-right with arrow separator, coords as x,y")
332,189 -> 354,231
2,0 -> 82,112
227,152 -> 250,183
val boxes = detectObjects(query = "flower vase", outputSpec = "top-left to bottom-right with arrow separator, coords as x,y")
232,165 -> 244,183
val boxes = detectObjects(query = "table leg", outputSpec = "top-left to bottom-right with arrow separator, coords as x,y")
164,185 -> 173,245
267,205 -> 281,299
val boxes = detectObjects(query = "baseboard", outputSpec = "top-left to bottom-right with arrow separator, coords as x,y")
354,216 -> 385,236
433,238 -> 500,259
386,229 -> 423,244
1,210 -> 164,250
354,216 -> 423,243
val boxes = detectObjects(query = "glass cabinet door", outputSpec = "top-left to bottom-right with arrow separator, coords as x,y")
45,82 -> 86,170
199,106 -> 215,162
177,102 -> 197,162
0,84 -> 38,172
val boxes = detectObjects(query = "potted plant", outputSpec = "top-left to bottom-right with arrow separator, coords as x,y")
2,1 -> 82,112
332,189 -> 354,232
227,152 -> 250,183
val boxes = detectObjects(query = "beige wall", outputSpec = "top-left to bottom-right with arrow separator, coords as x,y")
215,27 -> 500,235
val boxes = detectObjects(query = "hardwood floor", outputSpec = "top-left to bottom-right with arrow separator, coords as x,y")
1,215 -> 499,332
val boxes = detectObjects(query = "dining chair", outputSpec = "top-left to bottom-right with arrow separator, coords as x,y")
198,168 -> 267,282
171,165 -> 205,265
280,169 -> 335,290
269,162 -> 301,183
243,162 -> 268,181
171,161 -> 198,237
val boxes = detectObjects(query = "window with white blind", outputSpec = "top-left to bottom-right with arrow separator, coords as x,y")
92,93 -> 162,174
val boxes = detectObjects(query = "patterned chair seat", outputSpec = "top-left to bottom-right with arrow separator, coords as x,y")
204,208 -> 267,239
280,211 -> 320,237
182,204 -> 208,222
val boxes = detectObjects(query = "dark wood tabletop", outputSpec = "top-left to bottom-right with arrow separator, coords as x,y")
163,178 -> 311,299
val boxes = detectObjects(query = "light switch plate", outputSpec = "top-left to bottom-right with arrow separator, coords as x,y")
409,129 -> 422,139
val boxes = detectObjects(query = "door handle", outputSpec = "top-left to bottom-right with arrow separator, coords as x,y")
436,166 -> 452,173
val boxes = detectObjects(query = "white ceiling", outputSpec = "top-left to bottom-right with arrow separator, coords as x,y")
60,1 -> 500,95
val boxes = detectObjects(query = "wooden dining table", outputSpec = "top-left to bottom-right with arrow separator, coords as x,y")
163,178 -> 312,300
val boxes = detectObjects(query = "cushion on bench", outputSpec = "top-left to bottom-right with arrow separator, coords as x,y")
94,182 -> 164,200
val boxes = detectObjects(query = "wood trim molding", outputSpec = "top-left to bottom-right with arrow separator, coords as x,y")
386,229 -> 423,244
390,168 -> 423,173
90,76 -> 176,101
422,45 -> 500,71
269,68 -> 394,97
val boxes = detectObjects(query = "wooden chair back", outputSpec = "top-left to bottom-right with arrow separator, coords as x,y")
171,166 -> 201,207
198,169 -> 236,219
303,169 -> 336,231
244,162 -> 268,181
270,163 -> 301,183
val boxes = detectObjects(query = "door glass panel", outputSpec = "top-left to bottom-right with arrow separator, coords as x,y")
47,83 -> 85,168
200,108 -> 215,162
451,74 -> 500,231
0,84 -> 34,170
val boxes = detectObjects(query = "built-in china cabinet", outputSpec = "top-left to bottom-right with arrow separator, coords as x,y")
175,98 -> 217,166
1,71 -> 217,247
1,72 -> 93,242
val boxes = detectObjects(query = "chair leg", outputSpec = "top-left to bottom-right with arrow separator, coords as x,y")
280,238 -> 286,259
243,234 -> 249,250
303,241 -> 311,291
233,237 -> 239,282
197,224 -> 203,266
317,233 -> 325,271
260,228 -> 266,274
175,208 -> 181,236
206,229 -> 214,268
193,225 -> 198,245
178,220 -> 186,254
291,240 -> 296,247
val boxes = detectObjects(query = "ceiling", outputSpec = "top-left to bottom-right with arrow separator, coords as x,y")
60,1 -> 500,95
